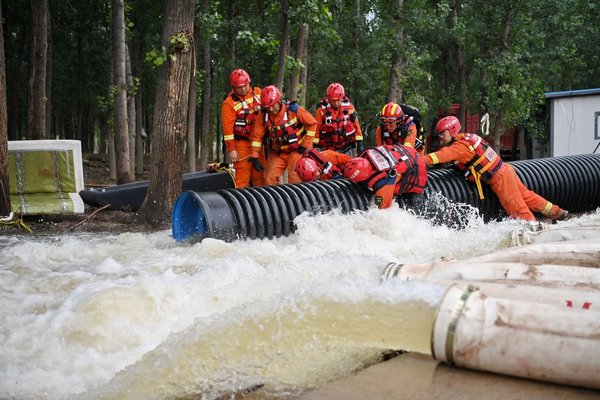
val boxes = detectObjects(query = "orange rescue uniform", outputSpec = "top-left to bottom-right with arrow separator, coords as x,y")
221,87 -> 266,188
306,149 -> 352,180
424,133 -> 560,221
361,145 -> 427,209
375,121 -> 423,155
314,99 -> 363,154
251,102 -> 318,185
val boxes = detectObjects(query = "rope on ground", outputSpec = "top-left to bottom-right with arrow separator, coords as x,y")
68,204 -> 111,231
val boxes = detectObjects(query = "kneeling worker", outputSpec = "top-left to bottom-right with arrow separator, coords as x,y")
342,144 -> 428,209
425,116 -> 568,221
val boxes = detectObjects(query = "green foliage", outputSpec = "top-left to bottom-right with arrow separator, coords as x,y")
145,46 -> 169,67
4,0 -> 600,149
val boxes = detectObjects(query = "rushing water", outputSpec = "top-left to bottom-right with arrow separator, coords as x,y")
1,206 -> 598,400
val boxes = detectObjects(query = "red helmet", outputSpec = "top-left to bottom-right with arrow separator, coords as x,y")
229,69 -> 250,87
436,116 -> 461,137
295,158 -> 320,182
261,85 -> 281,108
380,102 -> 403,122
326,83 -> 345,101
343,157 -> 373,182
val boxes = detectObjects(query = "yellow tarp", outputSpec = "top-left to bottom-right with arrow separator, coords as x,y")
8,140 -> 85,215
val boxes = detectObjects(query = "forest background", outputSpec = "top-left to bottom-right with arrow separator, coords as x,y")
0,0 -> 599,227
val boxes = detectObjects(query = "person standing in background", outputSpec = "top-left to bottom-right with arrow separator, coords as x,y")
221,69 -> 265,188
314,83 -> 364,156
249,85 -> 318,185
376,102 -> 424,155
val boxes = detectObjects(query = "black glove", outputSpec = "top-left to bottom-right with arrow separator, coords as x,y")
296,145 -> 307,155
248,157 -> 264,172
356,141 -> 365,154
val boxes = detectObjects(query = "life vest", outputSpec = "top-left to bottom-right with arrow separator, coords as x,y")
454,133 -> 504,199
264,100 -> 305,154
380,114 -> 422,150
229,88 -> 261,140
361,145 -> 427,194
318,97 -> 357,150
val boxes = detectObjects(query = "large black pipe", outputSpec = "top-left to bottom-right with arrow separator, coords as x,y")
172,154 -> 600,242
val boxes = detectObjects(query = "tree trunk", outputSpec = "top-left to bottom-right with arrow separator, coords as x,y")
111,0 -> 132,184
135,90 -> 145,175
186,20 -> 198,173
227,0 -> 237,68
299,24 -> 308,106
275,0 -> 289,91
45,7 -> 52,138
138,0 -> 195,227
386,0 -> 404,102
288,23 -> 307,102
27,0 -> 48,140
0,0 -> 10,216
199,0 -> 212,168
199,34 -> 212,168
352,0 -> 360,98
452,0 -> 467,128
126,43 -> 136,176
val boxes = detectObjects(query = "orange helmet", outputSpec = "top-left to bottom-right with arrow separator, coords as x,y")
343,157 -> 373,182
436,116 -> 461,137
380,102 -> 403,123
326,83 -> 345,101
261,85 -> 281,108
229,69 -> 250,87
295,158 -> 320,182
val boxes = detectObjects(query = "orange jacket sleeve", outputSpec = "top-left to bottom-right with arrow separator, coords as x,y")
424,139 -> 473,166
351,108 -> 363,142
402,124 -> 418,148
322,150 -> 353,167
250,110 -> 267,158
296,107 -> 317,148
221,96 -> 238,153
314,107 -> 325,146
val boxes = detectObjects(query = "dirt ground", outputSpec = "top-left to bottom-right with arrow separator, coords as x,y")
5,153 -> 156,236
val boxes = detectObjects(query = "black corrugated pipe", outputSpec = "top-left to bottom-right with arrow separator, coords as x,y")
172,179 -> 372,242
172,154 -> 600,242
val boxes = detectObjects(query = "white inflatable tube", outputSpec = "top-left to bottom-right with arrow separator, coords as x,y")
512,225 -> 600,246
433,280 -> 600,310
382,261 -> 600,289
467,239 -> 600,266
432,284 -> 600,389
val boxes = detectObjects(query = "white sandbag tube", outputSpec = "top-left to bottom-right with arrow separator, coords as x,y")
381,260 -> 600,289
431,284 -> 600,389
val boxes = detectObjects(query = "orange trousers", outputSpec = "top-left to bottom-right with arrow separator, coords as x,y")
489,164 -> 552,221
265,151 -> 303,185
232,140 -> 266,188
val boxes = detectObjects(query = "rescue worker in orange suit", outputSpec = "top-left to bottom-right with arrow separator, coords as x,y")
295,148 -> 352,182
376,102 -> 425,156
249,85 -> 318,185
425,115 -> 569,221
221,68 -> 266,188
342,144 -> 428,209
314,83 -> 364,156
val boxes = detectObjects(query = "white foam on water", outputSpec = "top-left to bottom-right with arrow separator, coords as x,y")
0,207 -> 597,399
